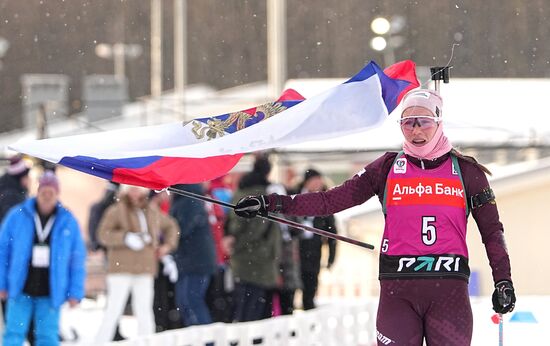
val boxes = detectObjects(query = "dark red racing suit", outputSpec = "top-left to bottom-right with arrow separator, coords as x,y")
267,152 -> 512,346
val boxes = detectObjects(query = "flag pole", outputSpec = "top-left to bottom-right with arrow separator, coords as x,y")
166,186 -> 375,250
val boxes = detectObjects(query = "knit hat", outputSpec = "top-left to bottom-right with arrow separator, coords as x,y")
303,168 -> 322,182
401,89 -> 443,117
38,170 -> 59,192
401,89 -> 452,160
7,155 -> 30,178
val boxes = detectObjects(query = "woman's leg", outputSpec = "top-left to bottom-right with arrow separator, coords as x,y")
423,280 -> 473,346
131,274 -> 155,336
300,270 -> 318,310
279,289 -> 295,315
376,280 -> 423,346
94,274 -> 132,343
377,279 -> 473,346
175,274 -> 212,326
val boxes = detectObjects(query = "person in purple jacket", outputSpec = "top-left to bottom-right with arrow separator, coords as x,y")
234,89 -> 515,346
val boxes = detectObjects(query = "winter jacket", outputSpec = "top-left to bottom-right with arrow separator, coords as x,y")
0,173 -> 27,222
298,215 -> 337,274
170,184 -> 217,276
0,198 -> 86,308
226,183 -> 282,289
98,195 -> 180,276
88,186 -> 118,251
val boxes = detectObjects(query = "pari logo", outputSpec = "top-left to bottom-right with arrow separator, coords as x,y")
393,158 -> 407,174
397,256 -> 462,272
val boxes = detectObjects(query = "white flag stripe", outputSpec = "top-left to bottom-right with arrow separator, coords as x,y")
10,75 -> 385,162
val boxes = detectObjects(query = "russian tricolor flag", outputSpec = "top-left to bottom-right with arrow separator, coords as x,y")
10,60 -> 418,189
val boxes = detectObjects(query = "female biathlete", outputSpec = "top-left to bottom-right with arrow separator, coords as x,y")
234,89 -> 515,346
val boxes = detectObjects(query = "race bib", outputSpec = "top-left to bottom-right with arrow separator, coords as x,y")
32,245 -> 50,268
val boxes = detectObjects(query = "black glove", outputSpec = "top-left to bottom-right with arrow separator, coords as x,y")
234,195 -> 269,218
492,280 -> 516,314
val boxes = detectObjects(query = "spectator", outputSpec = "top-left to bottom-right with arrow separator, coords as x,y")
225,154 -> 282,322
0,170 -> 86,346
150,190 -> 182,332
87,181 -> 119,252
170,184 -> 217,326
0,155 -> 31,338
267,183 -> 301,316
295,169 -> 337,310
205,177 -> 235,323
94,185 -> 179,342
205,176 -> 233,266
88,182 -> 130,341
0,155 -> 31,222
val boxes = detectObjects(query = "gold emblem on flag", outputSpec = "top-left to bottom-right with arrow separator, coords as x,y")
190,102 -> 287,140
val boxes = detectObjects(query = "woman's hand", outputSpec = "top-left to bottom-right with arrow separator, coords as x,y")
234,195 -> 269,218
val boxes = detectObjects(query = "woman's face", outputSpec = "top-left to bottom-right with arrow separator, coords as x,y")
400,106 -> 439,146
127,186 -> 149,207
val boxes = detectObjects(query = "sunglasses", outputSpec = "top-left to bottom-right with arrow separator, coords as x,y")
399,116 -> 441,131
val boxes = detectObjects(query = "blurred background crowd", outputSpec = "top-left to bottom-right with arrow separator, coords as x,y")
0,153 -> 338,343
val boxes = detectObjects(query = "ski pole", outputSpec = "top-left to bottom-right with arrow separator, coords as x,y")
166,186 -> 375,250
499,313 -> 503,346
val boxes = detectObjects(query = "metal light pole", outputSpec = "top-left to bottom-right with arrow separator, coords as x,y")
174,0 -> 187,121
151,0 -> 163,100
113,43 -> 126,78
148,0 -> 163,126
267,0 -> 287,98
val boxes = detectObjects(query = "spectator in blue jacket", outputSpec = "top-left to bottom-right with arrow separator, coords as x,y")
170,184 -> 217,326
0,171 -> 86,346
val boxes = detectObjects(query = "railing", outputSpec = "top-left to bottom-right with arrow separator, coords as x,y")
100,296 -> 548,345
106,300 -> 378,346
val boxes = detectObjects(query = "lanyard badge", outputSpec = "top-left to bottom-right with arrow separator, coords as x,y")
32,244 -> 50,268
32,213 -> 55,268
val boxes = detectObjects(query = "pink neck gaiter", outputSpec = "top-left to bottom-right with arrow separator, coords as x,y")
402,123 -> 452,160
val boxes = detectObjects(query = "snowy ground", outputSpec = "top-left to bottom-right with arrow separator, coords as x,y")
50,295 -> 548,346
